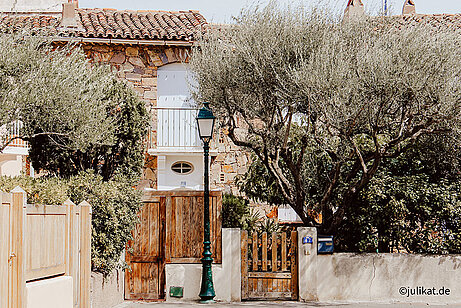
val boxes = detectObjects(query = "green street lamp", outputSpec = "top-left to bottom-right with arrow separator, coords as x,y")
196,102 -> 216,303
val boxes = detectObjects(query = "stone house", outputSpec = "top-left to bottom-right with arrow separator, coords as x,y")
0,0 -> 250,195
1,0 -> 460,220
344,0 -> 461,26
1,1 -> 459,304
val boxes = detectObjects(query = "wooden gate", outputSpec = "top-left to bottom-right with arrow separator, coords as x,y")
125,199 -> 166,300
125,190 -> 222,300
241,230 -> 298,300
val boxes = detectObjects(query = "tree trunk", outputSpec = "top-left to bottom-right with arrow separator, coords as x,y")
325,156 -> 383,234
324,187 -> 358,235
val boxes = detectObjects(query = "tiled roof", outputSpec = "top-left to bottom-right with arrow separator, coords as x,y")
392,13 -> 461,31
0,15 -> 59,33
1,9 -> 459,41
0,8 -> 208,41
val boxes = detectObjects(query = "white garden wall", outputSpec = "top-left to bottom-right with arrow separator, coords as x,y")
165,228 -> 241,302
0,154 -> 23,177
26,276 -> 73,308
298,227 -> 461,304
90,268 -> 124,308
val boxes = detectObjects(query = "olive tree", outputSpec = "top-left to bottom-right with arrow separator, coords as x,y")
0,31 -> 123,153
0,31 -> 148,274
190,4 -> 461,233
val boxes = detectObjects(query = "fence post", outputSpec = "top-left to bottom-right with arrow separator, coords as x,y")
240,230 -> 248,300
73,204 -> 80,308
64,199 -> 76,276
79,201 -> 92,308
11,186 -> 26,308
0,192 -> 12,308
297,227 -> 318,302
63,198 -> 76,307
290,231 -> 298,300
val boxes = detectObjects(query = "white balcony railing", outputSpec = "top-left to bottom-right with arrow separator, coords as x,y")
147,107 -> 201,151
1,120 -> 29,155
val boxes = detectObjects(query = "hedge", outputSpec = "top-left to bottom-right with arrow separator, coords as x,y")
0,172 -> 141,276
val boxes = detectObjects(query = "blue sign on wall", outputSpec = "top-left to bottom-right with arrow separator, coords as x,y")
302,236 -> 313,244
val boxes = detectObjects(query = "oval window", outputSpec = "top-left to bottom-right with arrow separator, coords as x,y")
171,161 -> 194,175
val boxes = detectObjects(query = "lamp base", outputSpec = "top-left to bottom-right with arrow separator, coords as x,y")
199,299 -> 215,304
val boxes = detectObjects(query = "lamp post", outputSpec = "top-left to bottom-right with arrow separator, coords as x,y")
196,102 -> 216,303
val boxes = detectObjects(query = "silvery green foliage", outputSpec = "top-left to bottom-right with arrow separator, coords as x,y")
0,31 -> 119,152
190,3 -> 461,232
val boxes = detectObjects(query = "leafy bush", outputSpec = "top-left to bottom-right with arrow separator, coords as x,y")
258,218 -> 281,234
28,78 -> 149,181
222,193 -> 250,229
336,134 -> 461,254
0,172 -> 141,276
337,174 -> 461,254
245,209 -> 261,233
222,193 -> 282,233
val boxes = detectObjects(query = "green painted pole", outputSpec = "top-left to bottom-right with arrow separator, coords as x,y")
199,140 -> 216,302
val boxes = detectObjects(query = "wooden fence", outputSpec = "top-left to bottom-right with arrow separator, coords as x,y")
0,187 -> 91,308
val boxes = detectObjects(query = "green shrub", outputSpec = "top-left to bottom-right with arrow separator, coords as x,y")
222,193 -> 282,233
258,218 -> 281,234
222,193 -> 250,229
0,172 -> 141,276
244,208 -> 261,233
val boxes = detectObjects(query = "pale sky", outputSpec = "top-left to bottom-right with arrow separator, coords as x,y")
78,0 -> 461,23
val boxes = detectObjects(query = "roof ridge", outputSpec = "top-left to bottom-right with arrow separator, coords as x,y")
76,8 -> 201,14
2,8 -> 208,42
396,13 -> 461,17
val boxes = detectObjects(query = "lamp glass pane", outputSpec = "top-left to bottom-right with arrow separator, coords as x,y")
197,118 -> 214,139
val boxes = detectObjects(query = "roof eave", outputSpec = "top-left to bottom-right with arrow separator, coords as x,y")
53,36 -> 194,46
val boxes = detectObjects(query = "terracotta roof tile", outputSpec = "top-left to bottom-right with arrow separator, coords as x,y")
0,14 -> 59,35
391,13 -> 461,31
0,8 -> 208,41
2,9 -> 459,41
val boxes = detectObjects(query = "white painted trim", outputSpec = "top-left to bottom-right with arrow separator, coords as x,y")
2,146 -> 28,155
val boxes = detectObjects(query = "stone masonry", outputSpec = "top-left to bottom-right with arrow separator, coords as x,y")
81,43 -> 250,192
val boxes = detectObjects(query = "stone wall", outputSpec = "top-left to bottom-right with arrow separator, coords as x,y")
210,130 -> 251,195
81,42 -> 251,194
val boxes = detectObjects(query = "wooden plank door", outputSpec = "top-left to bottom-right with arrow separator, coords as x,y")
241,230 -> 298,300
164,192 -> 222,264
125,199 -> 165,300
